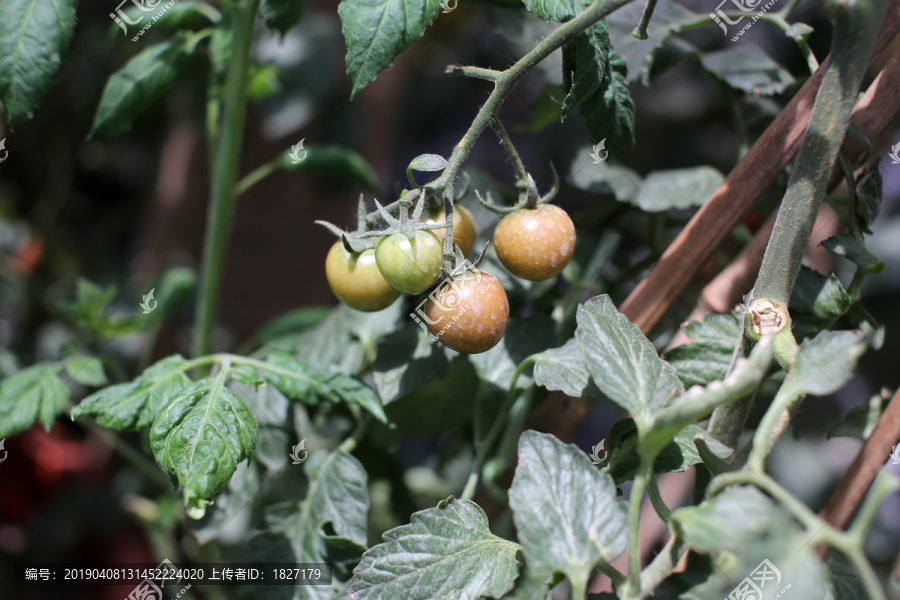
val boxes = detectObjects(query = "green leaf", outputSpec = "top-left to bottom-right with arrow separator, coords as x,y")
279,145 -> 381,193
260,0 -> 304,35
0,363 -> 68,437
338,0 -> 441,99
495,8 -> 561,83
263,450 -> 369,599
699,46 -> 795,96
0,0 -> 77,127
827,392 -> 886,440
568,153 -> 641,202
673,486 -> 829,599
190,460 -> 262,545
373,324 -> 450,404
575,295 -> 683,433
789,266 -> 852,341
821,234 -> 885,273
825,557 -> 868,600
509,432 -> 628,594
468,315 -> 556,391
579,52 -> 635,153
521,84 -> 564,134
607,0 -> 697,84
780,331 -> 866,398
65,356 -> 108,387
785,22 -> 814,41
114,0 -> 216,35
376,357 -> 481,442
665,313 -> 742,387
607,420 -> 733,483
533,337 -> 602,398
149,377 -> 259,519
72,355 -> 192,430
660,425 -> 733,472
631,166 -> 725,212
57,279 -> 143,339
348,497 -> 520,599
89,36 -> 195,137
408,153 -> 449,172
674,485 -> 791,555
255,353 -> 389,423
522,0 -> 587,22
649,336 -> 773,449
503,564 -> 555,600
208,22 -> 232,76
289,303 -> 402,373
561,22 -> 609,121
247,64 -> 282,101
251,306 -> 331,345
854,164 -> 882,233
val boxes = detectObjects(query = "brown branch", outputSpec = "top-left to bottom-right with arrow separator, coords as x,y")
619,4 -> 900,333
817,388 -> 900,557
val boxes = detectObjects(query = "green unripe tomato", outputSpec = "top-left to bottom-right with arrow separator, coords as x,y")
325,242 -> 400,312
375,231 -> 444,294
493,204 -> 576,281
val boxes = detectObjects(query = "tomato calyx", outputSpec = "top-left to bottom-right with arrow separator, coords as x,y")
475,164 -> 559,215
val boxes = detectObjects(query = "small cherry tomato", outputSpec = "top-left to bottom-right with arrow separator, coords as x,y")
424,271 -> 509,354
325,241 -> 400,312
493,204 -> 575,281
427,205 -> 477,257
375,231 -> 444,294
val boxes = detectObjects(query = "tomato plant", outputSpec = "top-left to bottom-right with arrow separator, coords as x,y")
1,0 -> 899,598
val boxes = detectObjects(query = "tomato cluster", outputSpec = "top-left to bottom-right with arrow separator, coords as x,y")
324,203 -> 575,354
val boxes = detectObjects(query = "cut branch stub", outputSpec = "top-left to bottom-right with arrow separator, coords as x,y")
747,299 -> 788,337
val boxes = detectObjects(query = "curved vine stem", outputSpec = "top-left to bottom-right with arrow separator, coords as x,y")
437,0 -> 637,193
351,0 -> 638,231
708,469 -> 899,600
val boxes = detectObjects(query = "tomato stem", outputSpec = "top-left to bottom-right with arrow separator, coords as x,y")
461,356 -> 536,501
194,0 -> 262,357
708,0 -> 886,449
631,0 -> 656,40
